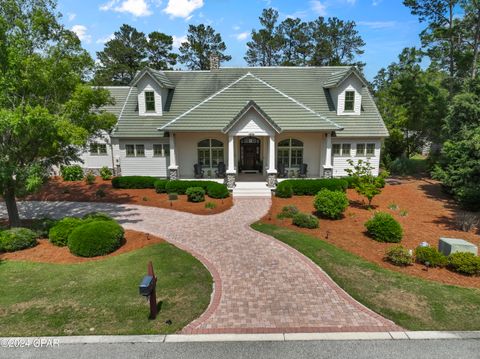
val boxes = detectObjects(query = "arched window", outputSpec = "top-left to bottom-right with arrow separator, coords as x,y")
197,139 -> 224,167
277,138 -> 303,168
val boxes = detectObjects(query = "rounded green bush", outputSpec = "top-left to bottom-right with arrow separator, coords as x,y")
154,179 -> 169,193
111,176 -> 157,189
364,212 -> 403,243
276,182 -> 293,198
82,212 -> 113,222
314,188 -> 349,219
415,246 -> 447,267
99,166 -> 113,180
292,212 -> 319,229
277,205 -> 299,219
61,165 -> 84,181
207,183 -> 229,199
186,187 -> 206,202
68,221 -> 124,257
447,252 -> 480,275
48,217 -> 84,247
386,245 -> 413,266
0,228 -> 38,252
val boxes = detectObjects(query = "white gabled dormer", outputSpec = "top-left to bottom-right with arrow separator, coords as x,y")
324,67 -> 368,116
130,67 -> 175,117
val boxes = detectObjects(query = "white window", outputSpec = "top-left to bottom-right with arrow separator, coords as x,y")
126,144 -> 145,157
333,143 -> 351,157
153,144 -> 170,157
145,91 -> 155,112
277,138 -> 304,168
90,143 -> 107,156
197,139 -> 224,167
356,143 -> 376,157
344,91 -> 355,112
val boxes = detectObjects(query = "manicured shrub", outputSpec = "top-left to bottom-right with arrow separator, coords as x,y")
165,180 -> 213,194
415,246 -> 448,268
82,212 -> 113,222
0,228 -> 38,252
275,181 -> 293,198
344,176 -> 358,189
386,245 -> 413,266
364,212 -> 403,243
85,171 -> 95,185
61,165 -> 83,181
100,166 -> 113,180
29,217 -> 58,238
207,182 -> 229,199
292,212 -> 319,229
154,179 -> 169,193
186,187 -> 206,202
314,188 -> 349,219
48,217 -> 84,247
278,179 -> 348,196
111,176 -> 157,189
447,252 -> 480,275
277,205 -> 299,219
68,220 -> 124,257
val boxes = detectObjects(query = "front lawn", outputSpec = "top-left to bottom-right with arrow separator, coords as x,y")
0,243 -> 212,336
252,222 -> 480,331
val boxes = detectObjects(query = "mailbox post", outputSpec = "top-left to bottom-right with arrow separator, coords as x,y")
139,261 -> 158,319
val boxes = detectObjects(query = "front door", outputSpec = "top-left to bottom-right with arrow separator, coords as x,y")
240,137 -> 261,171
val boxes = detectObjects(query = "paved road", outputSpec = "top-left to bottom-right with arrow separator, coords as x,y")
1,339 -> 479,359
0,200 -> 398,333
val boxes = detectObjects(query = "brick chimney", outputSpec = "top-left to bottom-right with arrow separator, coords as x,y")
209,53 -> 220,70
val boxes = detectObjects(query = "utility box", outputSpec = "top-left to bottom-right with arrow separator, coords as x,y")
139,275 -> 155,297
438,238 -> 478,256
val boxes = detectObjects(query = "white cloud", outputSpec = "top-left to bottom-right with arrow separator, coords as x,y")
286,10 -> 308,19
372,0 -> 382,5
172,35 -> 188,48
96,33 -> 115,44
233,25 -> 240,31
235,32 -> 249,41
67,12 -> 76,21
71,25 -> 91,44
310,0 -> 327,16
163,0 -> 204,19
100,0 -> 153,17
358,21 -> 396,29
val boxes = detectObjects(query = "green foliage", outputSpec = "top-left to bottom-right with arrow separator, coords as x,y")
95,188 -> 106,198
447,252 -> 480,276
205,202 -> 216,209
99,166 -> 113,180
68,220 -> 124,257
178,24 -> 231,70
276,179 -> 348,197
389,156 -> 427,176
111,176 -> 157,189
154,180 -> 169,193
206,182 -> 229,199
365,212 -> 403,243
345,159 -> 386,207
277,205 -> 299,219
275,182 -> 293,198
292,212 -> 319,229
386,245 -> 413,266
61,165 -> 84,181
186,187 -> 206,203
415,246 -> 448,268
28,217 -> 58,238
313,189 -> 349,219
82,212 -> 113,222
0,228 -> 38,252
85,171 -> 95,185
48,217 -> 84,247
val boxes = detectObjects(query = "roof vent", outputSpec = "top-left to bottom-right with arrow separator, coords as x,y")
210,53 -> 220,70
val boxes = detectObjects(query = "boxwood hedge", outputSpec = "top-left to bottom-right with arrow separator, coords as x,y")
68,220 -> 124,257
48,217 -> 84,247
276,179 -> 348,197
111,176 -> 157,189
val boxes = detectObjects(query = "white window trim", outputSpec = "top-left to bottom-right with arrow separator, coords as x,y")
89,143 -> 108,156
333,143 -> 352,157
344,90 -> 355,112
197,139 -> 225,168
277,138 -> 304,169
356,143 -> 376,157
145,91 -> 156,112
153,144 -> 170,157
125,144 -> 146,157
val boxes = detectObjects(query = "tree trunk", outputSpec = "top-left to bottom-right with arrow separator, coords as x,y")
449,3 -> 455,94
472,7 -> 480,79
4,187 -> 20,227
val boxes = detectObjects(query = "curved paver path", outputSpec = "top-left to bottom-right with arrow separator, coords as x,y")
0,199 -> 400,334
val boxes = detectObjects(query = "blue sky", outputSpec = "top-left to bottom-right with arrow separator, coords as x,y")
58,0 -> 424,80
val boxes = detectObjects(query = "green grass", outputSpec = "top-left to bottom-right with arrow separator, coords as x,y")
0,243 -> 212,336
252,222 -> 480,331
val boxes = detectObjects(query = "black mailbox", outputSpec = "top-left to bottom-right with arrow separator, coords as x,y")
139,275 -> 155,297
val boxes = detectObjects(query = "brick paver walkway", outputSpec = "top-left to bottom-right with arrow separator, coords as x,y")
1,199 -> 401,333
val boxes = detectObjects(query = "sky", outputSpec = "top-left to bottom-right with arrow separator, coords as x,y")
58,0 -> 425,80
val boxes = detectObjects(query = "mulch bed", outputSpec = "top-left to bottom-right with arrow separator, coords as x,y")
0,229 -> 165,264
24,177 -> 232,215
263,178 -> 480,289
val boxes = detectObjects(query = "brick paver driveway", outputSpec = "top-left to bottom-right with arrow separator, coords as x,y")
1,199 -> 400,333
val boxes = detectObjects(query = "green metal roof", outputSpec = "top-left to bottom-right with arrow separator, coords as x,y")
105,66 -> 388,138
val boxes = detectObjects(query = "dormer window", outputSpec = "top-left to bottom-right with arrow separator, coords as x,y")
145,91 -> 155,112
344,91 -> 355,112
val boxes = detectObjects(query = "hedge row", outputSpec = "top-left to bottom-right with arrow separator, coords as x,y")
111,176 -> 157,189
276,179 -> 348,198
155,180 -> 229,198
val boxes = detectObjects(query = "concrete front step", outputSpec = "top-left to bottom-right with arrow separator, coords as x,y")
233,189 -> 272,198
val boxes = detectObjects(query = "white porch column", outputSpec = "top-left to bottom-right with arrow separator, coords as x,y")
225,135 -> 236,189
323,132 -> 333,178
267,135 -> 277,187
168,132 -> 179,179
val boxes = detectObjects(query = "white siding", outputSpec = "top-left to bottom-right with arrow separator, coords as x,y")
137,76 -> 167,116
229,107 -> 276,137
331,138 -> 382,176
79,132 -> 113,171
118,139 -> 170,177
331,73 -> 363,116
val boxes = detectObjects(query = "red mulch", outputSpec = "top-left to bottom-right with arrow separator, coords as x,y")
0,229 -> 165,264
24,177 -> 232,215
263,179 -> 480,289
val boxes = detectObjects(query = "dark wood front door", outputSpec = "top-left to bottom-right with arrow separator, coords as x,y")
240,137 -> 261,171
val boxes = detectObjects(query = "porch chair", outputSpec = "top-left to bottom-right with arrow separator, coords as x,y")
194,163 -> 204,179
215,162 -> 226,178
277,163 -> 288,178
298,163 -> 308,178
